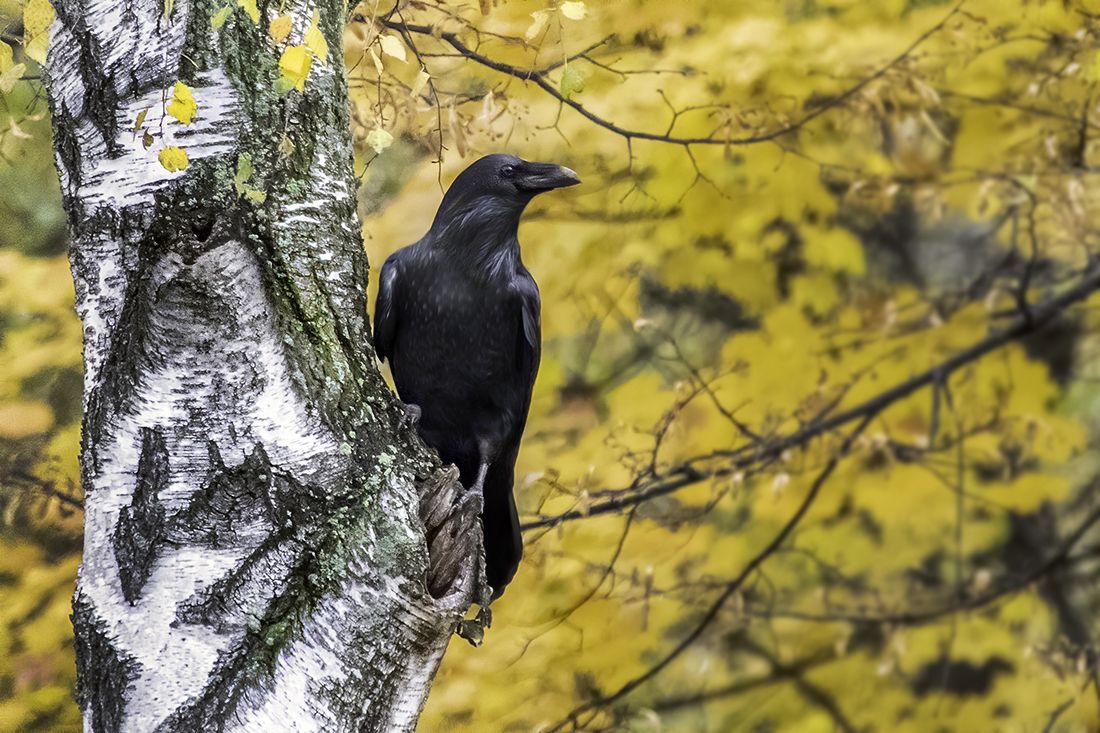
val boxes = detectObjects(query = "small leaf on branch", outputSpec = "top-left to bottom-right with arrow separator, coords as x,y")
379,34 -> 407,62
211,5 -> 232,29
410,68 -> 430,97
304,11 -> 329,63
237,0 -> 259,24
0,41 -> 13,74
166,82 -> 197,125
560,1 -> 587,20
365,126 -> 394,154
22,0 -> 54,64
132,108 -> 149,133
369,48 -> 384,75
560,65 -> 585,99
269,15 -> 292,43
233,153 -> 267,203
525,10 -> 551,41
158,146 -> 189,172
233,153 -> 254,191
279,45 -> 313,92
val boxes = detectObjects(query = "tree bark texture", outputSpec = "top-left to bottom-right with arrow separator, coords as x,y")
44,1 -> 485,730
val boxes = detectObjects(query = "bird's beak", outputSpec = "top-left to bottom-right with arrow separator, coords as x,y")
517,161 -> 581,192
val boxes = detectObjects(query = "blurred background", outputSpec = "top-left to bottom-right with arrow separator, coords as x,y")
4,0 -> 1100,730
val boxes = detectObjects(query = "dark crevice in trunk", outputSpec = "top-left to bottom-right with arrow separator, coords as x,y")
113,427 -> 170,603
73,593 -> 142,733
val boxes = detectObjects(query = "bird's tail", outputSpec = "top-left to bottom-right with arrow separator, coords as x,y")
482,458 -> 522,599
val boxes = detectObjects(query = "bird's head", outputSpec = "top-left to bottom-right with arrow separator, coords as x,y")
430,154 -> 580,240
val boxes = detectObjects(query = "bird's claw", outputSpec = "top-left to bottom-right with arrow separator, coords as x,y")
460,486 -> 484,516
398,402 -> 422,431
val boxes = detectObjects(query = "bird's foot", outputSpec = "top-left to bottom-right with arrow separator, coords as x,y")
459,485 -> 484,516
398,402 -> 422,431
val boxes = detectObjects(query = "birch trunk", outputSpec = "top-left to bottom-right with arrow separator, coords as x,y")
44,0 -> 486,730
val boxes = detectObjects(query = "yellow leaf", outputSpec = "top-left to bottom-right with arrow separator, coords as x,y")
158,146 -> 189,172
23,0 -> 54,37
368,48 -> 384,75
269,14 -> 292,44
525,10 -> 551,41
166,81 -> 197,125
211,5 -> 232,29
279,45 -> 313,92
22,0 -> 53,64
25,34 -> 48,65
410,68 -> 430,97
559,1 -> 586,20
0,63 -> 25,94
0,42 -> 13,74
304,10 -> 328,63
237,0 -> 259,24
133,108 -> 149,132
379,34 -> 406,62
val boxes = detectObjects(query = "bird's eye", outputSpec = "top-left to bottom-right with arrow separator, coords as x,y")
500,165 -> 516,177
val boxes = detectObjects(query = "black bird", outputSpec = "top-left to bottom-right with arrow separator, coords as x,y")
373,154 -> 580,598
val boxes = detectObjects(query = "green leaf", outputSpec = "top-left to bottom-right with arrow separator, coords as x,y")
560,65 -> 585,99
233,153 -> 254,193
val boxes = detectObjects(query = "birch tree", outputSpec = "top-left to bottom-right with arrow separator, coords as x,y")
44,0 -> 487,729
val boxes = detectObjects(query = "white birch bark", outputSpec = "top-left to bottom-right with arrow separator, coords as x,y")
44,0 -> 487,730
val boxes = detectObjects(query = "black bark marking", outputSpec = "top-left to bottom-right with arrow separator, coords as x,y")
113,426 -> 169,604
72,592 -> 141,733
167,442 -> 281,548
175,529 -> 302,632
154,549 -> 333,733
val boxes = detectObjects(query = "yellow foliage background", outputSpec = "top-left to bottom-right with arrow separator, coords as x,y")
4,0 -> 1100,731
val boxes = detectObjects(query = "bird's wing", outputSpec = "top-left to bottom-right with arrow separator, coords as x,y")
513,269 -> 542,425
372,253 -> 402,363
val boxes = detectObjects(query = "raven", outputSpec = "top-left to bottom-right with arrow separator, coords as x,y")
373,154 -> 580,598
